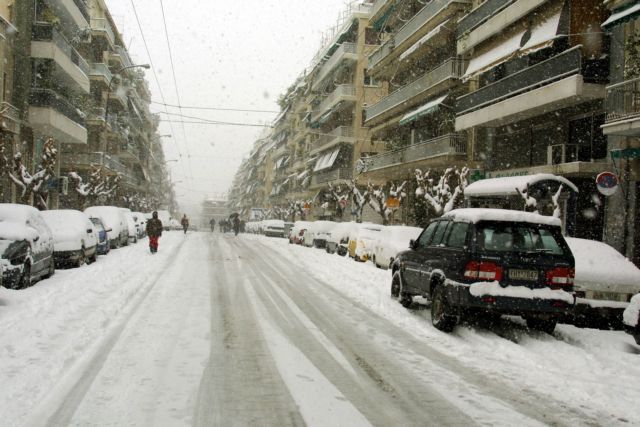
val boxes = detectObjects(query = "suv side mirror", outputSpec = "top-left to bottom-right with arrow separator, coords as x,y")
409,239 -> 417,250
87,229 -> 93,234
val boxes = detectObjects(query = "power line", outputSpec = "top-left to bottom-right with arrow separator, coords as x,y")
129,0 -> 190,181
150,100 -> 279,114
154,110 -> 271,127
157,119 -> 271,128
159,0 -> 195,187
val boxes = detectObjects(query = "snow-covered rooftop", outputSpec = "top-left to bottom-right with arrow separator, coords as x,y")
442,208 -> 562,226
464,174 -> 578,197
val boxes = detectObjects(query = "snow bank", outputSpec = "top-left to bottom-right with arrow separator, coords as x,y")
623,294 -> 640,327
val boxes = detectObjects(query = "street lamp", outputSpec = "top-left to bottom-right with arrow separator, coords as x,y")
103,64 -> 151,122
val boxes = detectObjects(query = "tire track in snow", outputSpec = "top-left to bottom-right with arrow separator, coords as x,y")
24,236 -> 188,427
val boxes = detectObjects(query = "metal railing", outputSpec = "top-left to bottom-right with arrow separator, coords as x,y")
456,0 -> 516,37
366,58 -> 467,122
29,88 -> 86,125
86,106 -> 106,122
605,77 -> 640,123
368,0 -> 469,70
1,102 -> 20,134
312,167 -> 353,185
32,23 -> 90,76
91,18 -> 116,46
312,126 -> 354,151
311,84 -> 356,121
90,63 -> 112,82
116,45 -> 133,68
58,0 -> 91,22
66,152 -> 127,175
371,0 -> 392,21
313,43 -> 358,89
456,47 -> 583,115
364,133 -> 467,171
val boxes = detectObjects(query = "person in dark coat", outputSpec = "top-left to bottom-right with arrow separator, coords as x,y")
146,211 -> 163,253
209,218 -> 216,232
181,214 -> 189,234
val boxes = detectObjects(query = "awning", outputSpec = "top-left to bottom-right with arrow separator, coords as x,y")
317,108 -> 334,125
399,19 -> 451,62
274,157 -> 285,169
399,94 -> 450,125
313,147 -> 341,172
464,173 -> 578,197
602,3 -> 640,29
464,5 -> 562,79
297,169 -> 310,181
273,105 -> 290,125
372,4 -> 396,32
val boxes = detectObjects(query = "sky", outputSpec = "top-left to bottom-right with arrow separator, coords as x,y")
104,0 -> 356,217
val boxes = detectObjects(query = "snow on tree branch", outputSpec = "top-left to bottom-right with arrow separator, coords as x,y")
415,167 -> 468,217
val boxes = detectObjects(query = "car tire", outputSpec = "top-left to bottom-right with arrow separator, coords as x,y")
90,251 -> 98,264
44,258 -> 55,279
526,318 -> 557,335
431,284 -> 457,332
391,271 -> 413,308
77,248 -> 86,268
18,262 -> 31,289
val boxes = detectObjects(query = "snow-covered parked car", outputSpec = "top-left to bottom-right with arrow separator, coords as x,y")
303,220 -> 336,248
119,208 -> 139,243
132,211 -> 147,238
391,209 -> 575,334
84,206 -> 128,248
156,210 -> 172,230
0,203 -> 55,289
372,225 -> 423,270
348,223 -> 384,261
263,219 -> 285,237
623,294 -> 640,345
169,219 -> 182,231
288,221 -> 311,244
90,216 -> 110,255
565,237 -> 640,329
325,222 -> 359,256
41,210 -> 98,267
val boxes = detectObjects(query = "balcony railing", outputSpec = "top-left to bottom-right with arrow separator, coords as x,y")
29,88 -> 85,126
312,167 -> 353,185
90,63 -> 112,82
65,152 -> 127,175
69,0 -> 90,22
369,0 -> 469,70
366,58 -> 467,122
605,77 -> 640,124
116,45 -> 133,68
311,84 -> 356,121
364,133 -> 467,172
371,0 -> 392,21
456,47 -> 583,116
91,18 -> 116,46
456,0 -> 516,37
32,23 -> 90,76
312,126 -> 355,152
86,106 -> 106,123
313,43 -> 358,89
1,102 -> 20,134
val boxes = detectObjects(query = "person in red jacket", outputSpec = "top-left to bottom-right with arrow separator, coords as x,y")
146,211 -> 163,253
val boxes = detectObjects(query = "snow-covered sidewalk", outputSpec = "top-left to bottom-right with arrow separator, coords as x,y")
243,234 -> 640,426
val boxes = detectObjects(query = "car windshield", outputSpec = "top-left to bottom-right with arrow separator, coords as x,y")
477,223 -> 566,255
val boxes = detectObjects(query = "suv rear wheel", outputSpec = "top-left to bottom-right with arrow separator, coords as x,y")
431,284 -> 457,332
391,271 -> 413,308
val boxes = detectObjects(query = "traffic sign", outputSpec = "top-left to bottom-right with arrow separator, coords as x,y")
596,172 -> 619,196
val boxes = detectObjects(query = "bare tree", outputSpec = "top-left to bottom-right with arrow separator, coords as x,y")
68,166 -> 121,209
7,138 -> 58,210
414,167 -> 469,217
367,181 -> 408,225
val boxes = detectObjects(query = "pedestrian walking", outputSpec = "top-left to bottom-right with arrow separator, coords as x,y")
146,211 -> 163,253
209,218 -> 216,232
181,214 -> 189,234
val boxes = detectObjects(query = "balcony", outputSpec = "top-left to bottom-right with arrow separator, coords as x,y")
31,23 -> 90,93
371,0 -> 393,23
368,0 -> 470,73
311,167 -> 353,187
91,18 -> 116,48
312,43 -> 358,91
310,126 -> 355,154
363,134 -> 467,172
108,84 -> 129,110
365,58 -> 467,125
1,102 -> 20,134
272,143 -> 289,158
28,88 -> 87,144
456,48 -> 606,130
110,45 -> 134,69
603,77 -> 640,136
64,152 -> 127,175
52,0 -> 90,27
456,0 -> 516,37
89,63 -> 112,86
85,106 -> 106,126
311,85 -> 356,122
119,142 -> 140,160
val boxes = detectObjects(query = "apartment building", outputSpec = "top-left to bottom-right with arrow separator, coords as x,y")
0,1 -> 20,203
455,0 -> 610,240
601,0 -> 640,263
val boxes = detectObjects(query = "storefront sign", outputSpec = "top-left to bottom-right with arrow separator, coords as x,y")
386,197 -> 400,208
596,172 -> 619,196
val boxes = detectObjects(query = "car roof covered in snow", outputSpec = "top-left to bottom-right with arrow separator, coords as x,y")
566,237 -> 640,294
0,221 -> 39,242
464,174 -> 578,197
442,208 -> 562,226
0,203 -> 40,223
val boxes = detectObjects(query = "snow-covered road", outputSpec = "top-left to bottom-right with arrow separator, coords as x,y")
1,232 -> 638,426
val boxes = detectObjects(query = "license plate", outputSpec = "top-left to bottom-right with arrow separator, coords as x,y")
509,269 -> 538,281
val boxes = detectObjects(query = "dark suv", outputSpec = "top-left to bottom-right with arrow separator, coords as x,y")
391,209 -> 575,334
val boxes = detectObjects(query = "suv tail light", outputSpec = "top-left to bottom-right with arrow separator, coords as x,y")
546,267 -> 574,290
464,261 -> 503,281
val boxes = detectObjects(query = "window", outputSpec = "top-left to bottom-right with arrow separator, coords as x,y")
417,221 -> 438,247
477,223 -> 566,255
364,72 -> 379,87
446,222 -> 469,248
431,221 -> 449,246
